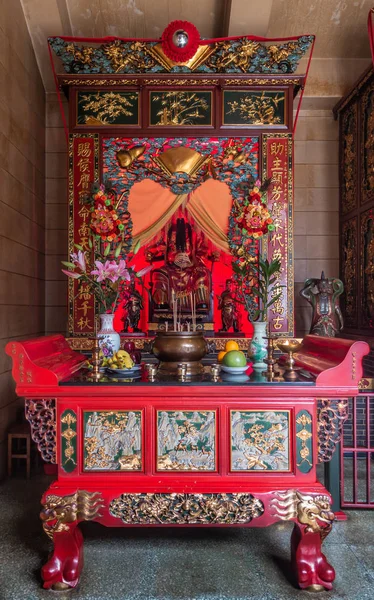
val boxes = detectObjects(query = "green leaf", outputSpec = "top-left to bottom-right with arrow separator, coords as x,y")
266,293 -> 283,308
88,237 -> 93,249
61,261 -> 76,268
232,263 -> 244,274
103,243 -> 111,256
74,243 -> 83,251
252,309 -> 261,320
133,239 -> 141,255
114,243 -> 122,258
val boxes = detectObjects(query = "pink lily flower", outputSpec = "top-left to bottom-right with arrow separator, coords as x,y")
91,260 -> 117,283
71,250 -> 86,272
62,269 -> 82,279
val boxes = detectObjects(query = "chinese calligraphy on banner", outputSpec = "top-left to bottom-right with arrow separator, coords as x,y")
68,134 -> 99,336
262,134 -> 294,336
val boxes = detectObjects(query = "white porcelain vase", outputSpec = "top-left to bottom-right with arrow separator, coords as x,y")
248,321 -> 268,370
97,313 -> 120,358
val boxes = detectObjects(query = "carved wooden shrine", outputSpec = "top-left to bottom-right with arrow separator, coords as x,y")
47,25 -> 316,348
7,22 -> 370,595
334,66 -> 374,342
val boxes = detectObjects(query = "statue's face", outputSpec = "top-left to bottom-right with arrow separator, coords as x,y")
167,231 -> 192,269
318,280 -> 329,294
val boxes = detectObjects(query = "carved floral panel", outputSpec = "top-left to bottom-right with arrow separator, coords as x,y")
157,410 -> 216,471
361,83 -> 374,205
77,91 -> 139,126
341,102 -> 357,214
342,217 -> 358,327
230,410 -> 290,471
223,90 -> 286,126
360,208 -> 374,329
83,410 -> 142,471
149,91 -> 212,126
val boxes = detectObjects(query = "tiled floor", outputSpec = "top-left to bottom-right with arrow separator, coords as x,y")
0,473 -> 373,600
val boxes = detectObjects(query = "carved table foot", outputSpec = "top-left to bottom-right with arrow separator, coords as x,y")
291,523 -> 335,591
40,489 -> 104,590
41,524 -> 83,590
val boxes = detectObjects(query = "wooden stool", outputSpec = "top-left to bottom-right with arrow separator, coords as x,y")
8,422 -> 31,478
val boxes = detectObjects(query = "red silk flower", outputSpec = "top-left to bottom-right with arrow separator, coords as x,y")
161,20 -> 200,63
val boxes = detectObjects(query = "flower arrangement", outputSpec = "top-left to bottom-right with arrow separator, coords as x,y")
62,240 -> 151,313
235,178 -> 275,239
88,183 -> 127,244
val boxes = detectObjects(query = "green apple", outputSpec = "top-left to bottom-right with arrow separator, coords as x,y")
222,350 -> 247,367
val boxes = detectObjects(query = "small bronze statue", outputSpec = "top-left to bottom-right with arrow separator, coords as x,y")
122,274 -> 143,333
218,279 -> 241,333
300,271 -> 344,337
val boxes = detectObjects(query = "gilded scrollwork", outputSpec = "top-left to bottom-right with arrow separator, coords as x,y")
49,35 -> 313,75
361,82 -> 374,204
25,399 -> 56,464
270,490 -> 334,539
317,398 -> 348,463
61,78 -> 138,86
361,209 -> 374,328
342,218 -> 357,326
40,491 -> 104,539
109,492 -> 264,525
341,104 -> 357,214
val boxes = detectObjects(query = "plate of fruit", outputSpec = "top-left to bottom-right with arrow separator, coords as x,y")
218,341 -> 252,375
103,350 -> 142,376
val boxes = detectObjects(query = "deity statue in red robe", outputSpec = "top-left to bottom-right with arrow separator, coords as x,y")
147,218 -> 212,314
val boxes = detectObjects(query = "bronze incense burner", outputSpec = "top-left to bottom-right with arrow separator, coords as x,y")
152,331 -> 207,375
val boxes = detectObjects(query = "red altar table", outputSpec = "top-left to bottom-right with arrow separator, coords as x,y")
6,334 -> 369,593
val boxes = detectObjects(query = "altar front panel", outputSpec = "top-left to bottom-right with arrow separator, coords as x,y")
57,394 -> 316,485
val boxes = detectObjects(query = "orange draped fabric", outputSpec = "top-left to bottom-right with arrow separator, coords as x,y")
128,178 -> 232,251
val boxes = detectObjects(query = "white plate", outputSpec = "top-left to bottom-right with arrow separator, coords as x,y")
106,365 -> 142,375
220,364 -> 251,374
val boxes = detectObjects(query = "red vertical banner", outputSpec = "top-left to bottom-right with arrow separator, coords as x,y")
68,134 -> 99,336
262,134 -> 294,336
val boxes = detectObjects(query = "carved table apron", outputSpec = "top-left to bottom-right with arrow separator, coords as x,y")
6,334 -> 369,593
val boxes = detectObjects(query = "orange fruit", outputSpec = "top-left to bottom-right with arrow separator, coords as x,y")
217,351 -> 227,363
225,340 -> 239,352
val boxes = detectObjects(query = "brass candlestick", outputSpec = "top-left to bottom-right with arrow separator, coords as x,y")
145,363 -> 158,381
262,335 -> 277,379
277,338 -> 302,381
211,363 -> 220,382
91,337 -> 102,380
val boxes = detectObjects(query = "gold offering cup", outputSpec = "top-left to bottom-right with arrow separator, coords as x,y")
152,331 -> 207,376
277,338 -> 302,381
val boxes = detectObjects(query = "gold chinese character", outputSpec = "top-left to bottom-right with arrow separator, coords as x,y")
270,142 -> 284,156
78,173 -> 90,189
76,316 -> 93,330
78,284 -> 92,301
272,315 -> 285,330
77,300 -> 90,317
78,205 -> 91,220
271,171 -> 283,185
271,184 -> 283,202
272,157 -> 283,169
77,142 -> 92,157
78,222 -> 90,237
270,233 -> 285,248
77,157 -> 90,173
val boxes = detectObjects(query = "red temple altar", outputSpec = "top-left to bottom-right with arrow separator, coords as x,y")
6,19 -> 370,596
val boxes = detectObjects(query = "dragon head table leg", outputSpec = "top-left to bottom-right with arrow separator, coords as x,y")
271,490 -> 335,591
40,490 -> 104,590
